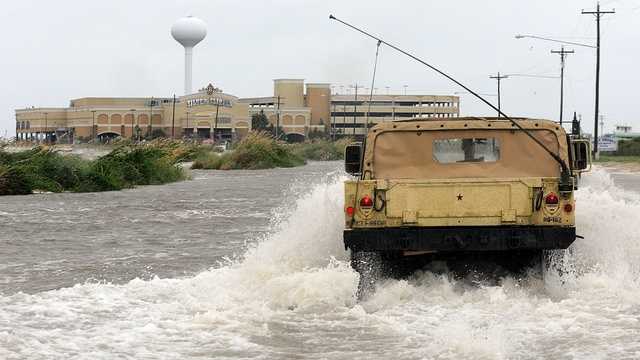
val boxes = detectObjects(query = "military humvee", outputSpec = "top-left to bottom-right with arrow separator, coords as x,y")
343,117 -> 591,296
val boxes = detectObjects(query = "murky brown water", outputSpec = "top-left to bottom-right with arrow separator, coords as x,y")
1,163 -> 639,359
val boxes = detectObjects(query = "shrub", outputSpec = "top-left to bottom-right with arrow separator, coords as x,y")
290,137 -> 353,161
0,144 -> 186,195
191,132 -> 305,170
616,138 -> 640,156
0,165 -> 31,195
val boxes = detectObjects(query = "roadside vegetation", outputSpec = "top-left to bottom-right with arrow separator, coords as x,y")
290,138 -> 352,161
596,155 -> 640,163
192,132 -> 304,170
1,130 -> 355,194
0,141 -> 189,195
596,138 -> 640,163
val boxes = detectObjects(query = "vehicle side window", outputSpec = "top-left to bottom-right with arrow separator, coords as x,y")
433,138 -> 500,163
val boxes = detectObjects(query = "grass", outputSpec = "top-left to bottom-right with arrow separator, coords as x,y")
0,143 -> 187,196
596,155 -> 640,163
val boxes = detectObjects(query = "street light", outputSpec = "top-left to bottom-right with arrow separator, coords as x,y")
91,110 -> 96,142
515,34 -> 595,49
454,91 -> 497,97
515,33 -> 606,154
185,110 -> 190,139
43,112 -> 48,144
129,109 -> 137,141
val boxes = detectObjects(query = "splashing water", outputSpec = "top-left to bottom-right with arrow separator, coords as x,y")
1,168 -> 640,359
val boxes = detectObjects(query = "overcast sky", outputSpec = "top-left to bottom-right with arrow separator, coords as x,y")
1,0 -> 638,137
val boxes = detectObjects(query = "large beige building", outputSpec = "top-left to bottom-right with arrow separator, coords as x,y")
15,80 -> 459,142
15,84 -> 250,143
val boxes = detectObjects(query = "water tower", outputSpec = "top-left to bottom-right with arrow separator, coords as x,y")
171,16 -> 207,95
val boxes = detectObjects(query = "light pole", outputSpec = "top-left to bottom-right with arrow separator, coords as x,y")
130,109 -> 136,140
213,103 -> 220,142
149,97 -> 154,139
91,110 -> 96,142
43,112 -> 48,144
186,111 -> 190,139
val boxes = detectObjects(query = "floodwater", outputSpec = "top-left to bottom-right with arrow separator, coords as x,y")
1,162 -> 639,359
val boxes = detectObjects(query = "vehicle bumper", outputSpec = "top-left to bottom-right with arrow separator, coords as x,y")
344,226 -> 576,252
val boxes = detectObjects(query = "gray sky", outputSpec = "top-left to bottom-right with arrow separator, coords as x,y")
1,0 -> 638,137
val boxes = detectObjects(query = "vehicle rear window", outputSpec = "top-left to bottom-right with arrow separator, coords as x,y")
433,138 -> 500,163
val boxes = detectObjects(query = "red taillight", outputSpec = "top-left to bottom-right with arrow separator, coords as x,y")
545,193 -> 559,205
346,206 -> 355,216
564,203 -> 573,213
360,195 -> 373,208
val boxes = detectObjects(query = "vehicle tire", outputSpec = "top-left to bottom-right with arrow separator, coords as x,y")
351,251 -> 383,300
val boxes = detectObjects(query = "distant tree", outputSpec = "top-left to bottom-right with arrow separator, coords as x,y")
150,128 -> 167,139
251,110 -> 269,131
265,124 -> 285,139
308,128 -> 329,140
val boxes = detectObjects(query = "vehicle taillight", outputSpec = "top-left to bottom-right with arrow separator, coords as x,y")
360,195 -> 373,208
346,206 -> 355,216
564,203 -> 573,213
545,193 -> 559,205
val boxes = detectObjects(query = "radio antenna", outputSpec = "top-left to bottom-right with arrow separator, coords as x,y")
329,14 -> 570,176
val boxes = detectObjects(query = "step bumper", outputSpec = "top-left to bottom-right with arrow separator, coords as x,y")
344,226 -> 576,252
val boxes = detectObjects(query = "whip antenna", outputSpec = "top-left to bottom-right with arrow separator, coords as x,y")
329,14 -> 570,175
365,40 -> 382,134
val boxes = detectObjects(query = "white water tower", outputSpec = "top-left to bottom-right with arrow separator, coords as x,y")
171,16 -> 207,95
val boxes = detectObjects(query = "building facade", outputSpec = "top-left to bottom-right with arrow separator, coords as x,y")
15,84 -> 250,143
329,94 -> 459,136
15,80 -> 459,143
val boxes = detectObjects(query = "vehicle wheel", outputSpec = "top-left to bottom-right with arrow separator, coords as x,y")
544,248 -> 573,280
495,250 -> 543,279
351,251 -> 383,300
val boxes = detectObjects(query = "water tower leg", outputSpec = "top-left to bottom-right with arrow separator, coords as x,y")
184,46 -> 193,95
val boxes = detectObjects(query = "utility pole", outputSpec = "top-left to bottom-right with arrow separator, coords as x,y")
582,2 -> 615,156
351,83 -> 363,136
171,95 -> 176,139
331,103 -> 336,141
275,95 -> 284,139
489,73 -> 509,118
149,97 -> 154,138
43,112 -> 48,144
213,102 -> 220,142
186,111 -> 190,139
551,46 -> 574,125
91,110 -> 96,142
130,109 -> 136,141
342,102 -> 346,136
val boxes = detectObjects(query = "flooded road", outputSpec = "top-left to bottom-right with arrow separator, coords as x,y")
1,162 -> 640,359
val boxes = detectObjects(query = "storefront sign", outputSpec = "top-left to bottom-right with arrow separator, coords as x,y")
187,97 -> 233,108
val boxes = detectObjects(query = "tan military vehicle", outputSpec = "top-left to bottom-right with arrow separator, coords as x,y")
343,117 -> 591,296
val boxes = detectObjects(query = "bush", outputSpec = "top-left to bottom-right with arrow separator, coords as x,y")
191,132 -> 305,170
0,165 -> 31,195
0,144 -> 186,195
290,138 -> 353,161
192,152 -> 225,170
616,138 -> 640,156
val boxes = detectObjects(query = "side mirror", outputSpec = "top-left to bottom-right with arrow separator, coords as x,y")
570,139 -> 591,172
344,143 -> 362,176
